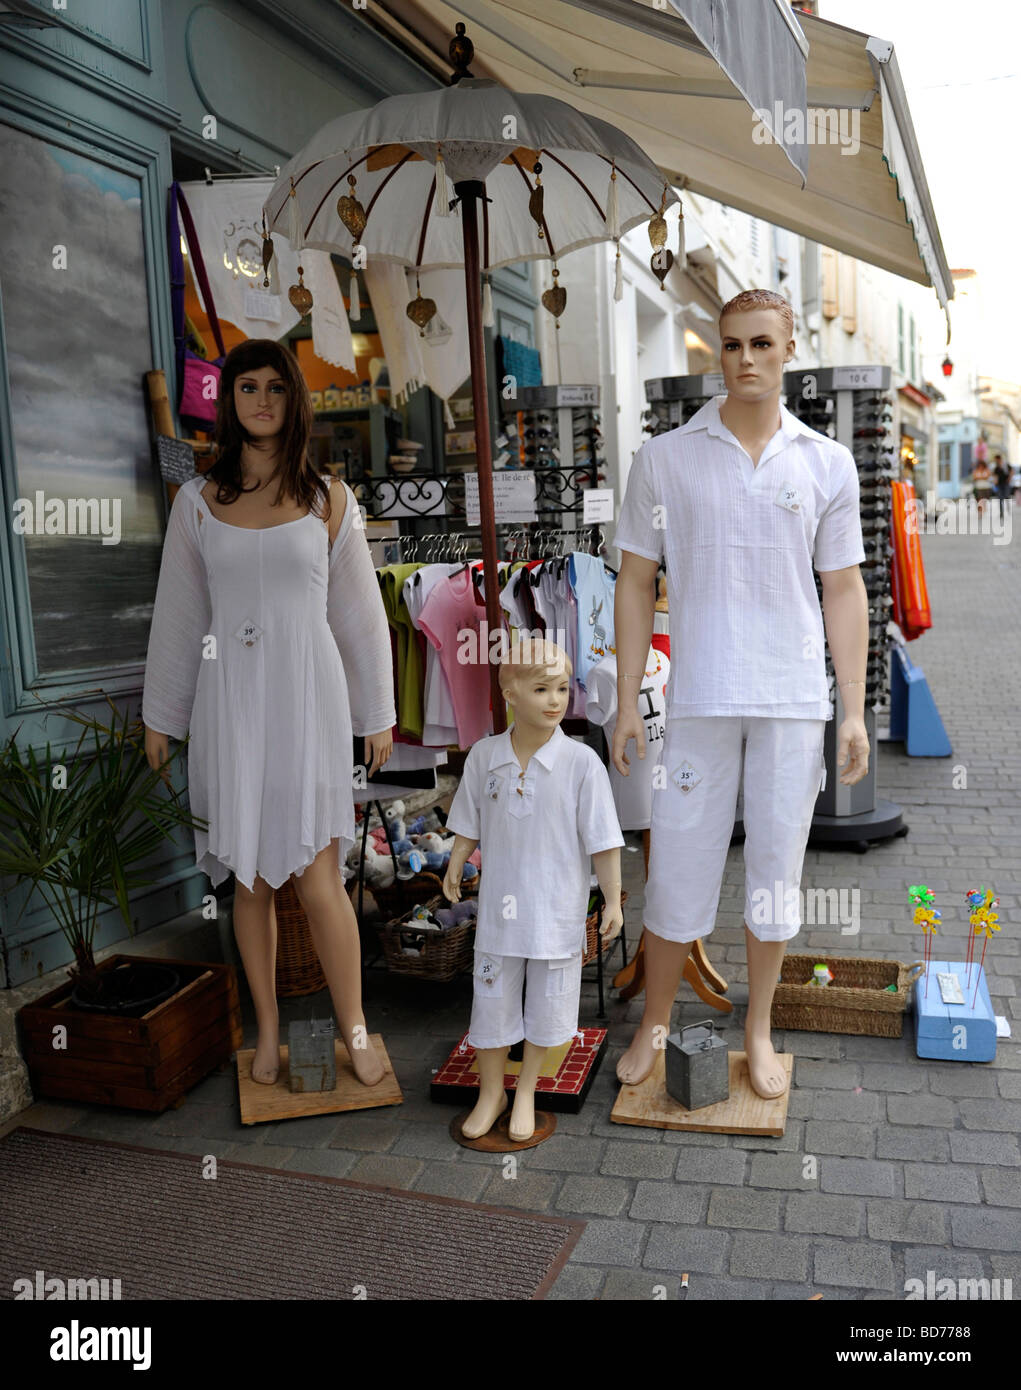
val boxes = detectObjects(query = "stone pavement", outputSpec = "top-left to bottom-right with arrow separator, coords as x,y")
4,523 -> 1019,1300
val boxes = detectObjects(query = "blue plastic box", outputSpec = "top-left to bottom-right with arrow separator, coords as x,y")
914,961 -> 996,1062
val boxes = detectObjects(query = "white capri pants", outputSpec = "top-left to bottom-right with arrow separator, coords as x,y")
468,951 -> 583,1050
643,716 -> 827,944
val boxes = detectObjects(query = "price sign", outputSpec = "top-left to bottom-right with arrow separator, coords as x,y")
582,488 -> 614,524
832,366 -> 885,390
700,373 -> 725,394
556,384 -> 599,407
465,470 -> 537,525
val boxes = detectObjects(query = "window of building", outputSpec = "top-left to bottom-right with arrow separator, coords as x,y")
898,303 -> 905,374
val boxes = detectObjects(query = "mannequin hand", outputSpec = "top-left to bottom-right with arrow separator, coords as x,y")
441,863 -> 462,903
364,729 -> 393,778
599,901 -> 625,944
611,707 -> 646,778
143,725 -> 172,789
836,716 -> 870,785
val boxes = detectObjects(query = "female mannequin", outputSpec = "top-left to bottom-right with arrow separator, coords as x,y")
142,339 -> 396,1087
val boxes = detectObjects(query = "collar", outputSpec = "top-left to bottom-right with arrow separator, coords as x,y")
486,723 -> 567,773
678,393 -> 815,443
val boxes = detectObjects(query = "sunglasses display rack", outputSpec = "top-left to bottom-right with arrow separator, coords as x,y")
642,372 -> 727,438
495,384 -> 609,556
783,365 -> 906,849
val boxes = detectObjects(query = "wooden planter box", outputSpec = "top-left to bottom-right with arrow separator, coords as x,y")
17,954 -> 243,1113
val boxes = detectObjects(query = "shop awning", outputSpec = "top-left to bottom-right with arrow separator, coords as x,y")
374,0 -> 952,313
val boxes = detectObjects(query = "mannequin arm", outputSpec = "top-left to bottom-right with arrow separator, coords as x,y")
612,552 -> 658,712
142,483 -> 211,742
442,833 -> 477,902
592,846 -> 624,941
326,483 -> 397,738
819,564 -> 868,722
819,563 -> 870,783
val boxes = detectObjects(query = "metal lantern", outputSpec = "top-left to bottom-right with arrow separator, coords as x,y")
665,1018 -> 729,1111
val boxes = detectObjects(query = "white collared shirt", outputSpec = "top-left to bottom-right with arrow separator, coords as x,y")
445,724 -> 625,958
613,395 -> 865,719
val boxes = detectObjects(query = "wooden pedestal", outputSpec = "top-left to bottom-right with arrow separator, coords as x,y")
237,1035 -> 402,1123
611,1050 -> 793,1136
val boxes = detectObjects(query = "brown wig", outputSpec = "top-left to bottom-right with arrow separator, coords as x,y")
205,338 -> 330,520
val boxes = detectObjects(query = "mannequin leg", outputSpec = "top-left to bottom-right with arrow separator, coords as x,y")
291,839 -> 385,1087
744,926 -> 788,1098
616,931 -> 695,1085
508,1041 -> 548,1141
232,875 -> 280,1084
462,1047 -> 510,1138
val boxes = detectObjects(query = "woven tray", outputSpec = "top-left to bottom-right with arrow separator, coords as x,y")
772,954 -> 924,1037
377,892 -> 475,982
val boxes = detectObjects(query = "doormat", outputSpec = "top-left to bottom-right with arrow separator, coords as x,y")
0,1128 -> 582,1300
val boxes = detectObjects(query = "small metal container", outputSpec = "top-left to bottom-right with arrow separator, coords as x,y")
288,1016 -> 336,1093
665,1019 -> 729,1110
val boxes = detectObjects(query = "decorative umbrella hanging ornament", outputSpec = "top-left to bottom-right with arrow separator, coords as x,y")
261,22 -> 680,734
648,186 -> 673,290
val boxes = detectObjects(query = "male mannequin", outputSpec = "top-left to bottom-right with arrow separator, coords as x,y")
612,289 -> 869,1098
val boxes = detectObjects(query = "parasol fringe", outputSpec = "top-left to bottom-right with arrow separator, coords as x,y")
614,245 -> 623,302
349,270 -> 361,322
482,276 -> 495,327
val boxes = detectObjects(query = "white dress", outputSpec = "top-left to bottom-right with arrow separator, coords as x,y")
141,475 -> 396,892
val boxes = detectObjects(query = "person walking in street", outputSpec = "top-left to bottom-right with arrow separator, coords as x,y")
972,454 -> 993,515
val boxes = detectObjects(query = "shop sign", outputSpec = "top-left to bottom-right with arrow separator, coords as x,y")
465,470 -> 537,525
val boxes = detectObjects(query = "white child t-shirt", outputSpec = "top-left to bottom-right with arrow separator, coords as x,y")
445,724 -> 624,958
585,646 -> 670,831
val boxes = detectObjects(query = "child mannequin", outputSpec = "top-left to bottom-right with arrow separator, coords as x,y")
442,637 -> 625,1142
142,340 -> 396,1088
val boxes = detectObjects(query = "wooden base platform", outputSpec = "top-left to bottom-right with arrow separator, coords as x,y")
237,1034 -> 402,1124
449,1109 -> 557,1152
610,1050 -> 793,1136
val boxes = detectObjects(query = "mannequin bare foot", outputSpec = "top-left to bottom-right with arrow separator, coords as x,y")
616,1022 -> 663,1086
509,1088 -> 536,1142
744,1026 -> 787,1098
461,1089 -> 508,1140
346,1032 -> 386,1087
251,1031 -> 280,1086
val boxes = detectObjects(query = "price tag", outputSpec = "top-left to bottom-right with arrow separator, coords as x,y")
832,365 -> 885,390
582,488 -> 614,524
556,384 -> 599,407
465,470 -> 537,525
243,288 -> 283,323
937,972 -> 965,1005
700,373 -> 725,394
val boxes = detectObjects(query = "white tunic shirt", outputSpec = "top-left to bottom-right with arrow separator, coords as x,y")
445,724 -> 625,959
613,395 -> 865,720
585,647 -> 670,831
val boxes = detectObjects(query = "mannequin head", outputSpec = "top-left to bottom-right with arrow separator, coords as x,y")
499,637 -> 572,735
718,289 -> 795,402
208,338 -> 327,514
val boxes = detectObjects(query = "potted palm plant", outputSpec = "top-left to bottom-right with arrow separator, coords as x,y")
1,698 -> 242,1111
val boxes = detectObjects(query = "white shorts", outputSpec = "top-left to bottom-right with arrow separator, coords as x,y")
467,951 -> 583,1050
643,716 -> 827,944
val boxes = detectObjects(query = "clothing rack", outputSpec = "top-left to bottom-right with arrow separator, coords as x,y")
391,525 -> 608,564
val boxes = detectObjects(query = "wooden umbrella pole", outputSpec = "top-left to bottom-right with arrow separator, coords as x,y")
457,179 -> 507,735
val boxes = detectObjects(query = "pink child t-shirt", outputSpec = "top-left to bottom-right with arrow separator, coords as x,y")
416,564 -> 495,749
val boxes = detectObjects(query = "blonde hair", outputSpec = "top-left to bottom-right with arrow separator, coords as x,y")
499,636 -> 572,701
719,288 -> 794,339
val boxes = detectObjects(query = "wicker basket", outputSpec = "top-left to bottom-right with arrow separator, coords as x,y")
369,868 -> 450,920
582,889 -> 629,966
377,892 -> 475,982
772,954 -> 925,1037
273,878 -> 327,997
